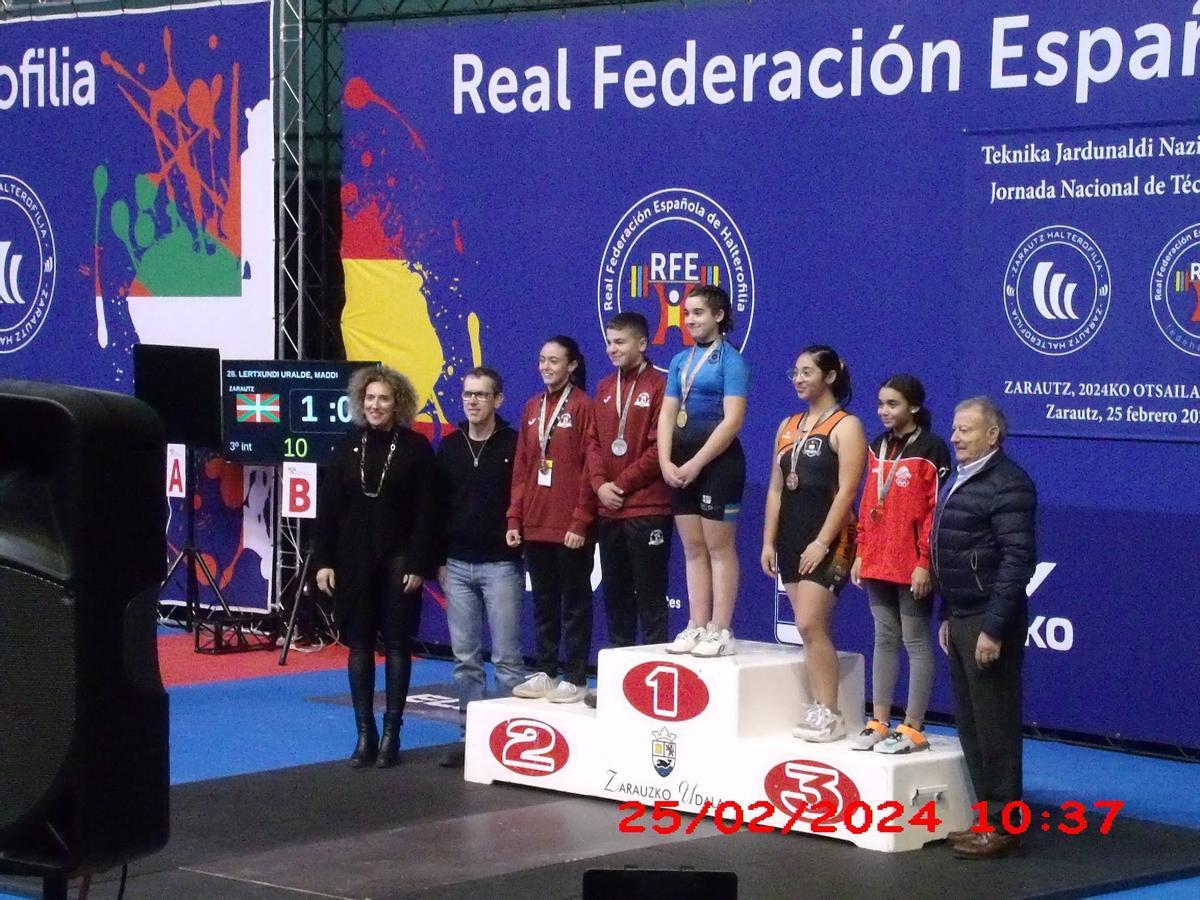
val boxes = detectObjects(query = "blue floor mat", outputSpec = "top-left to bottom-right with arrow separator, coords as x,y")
169,657 -> 464,784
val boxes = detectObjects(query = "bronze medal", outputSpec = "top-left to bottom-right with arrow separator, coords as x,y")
785,472 -> 800,491
870,505 -> 882,522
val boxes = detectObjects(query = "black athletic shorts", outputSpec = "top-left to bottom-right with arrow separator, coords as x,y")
671,434 -> 746,522
778,518 -> 857,594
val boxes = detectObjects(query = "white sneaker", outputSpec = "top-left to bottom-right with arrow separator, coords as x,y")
804,706 -> 846,743
850,719 -> 890,751
666,625 -> 705,654
874,724 -> 930,754
691,624 -> 736,657
547,681 -> 585,704
791,703 -> 825,739
512,672 -> 557,699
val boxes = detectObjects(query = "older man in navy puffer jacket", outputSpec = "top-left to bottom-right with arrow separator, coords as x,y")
932,396 -> 1036,860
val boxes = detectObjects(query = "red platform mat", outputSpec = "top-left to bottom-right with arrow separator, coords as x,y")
158,632 -> 350,688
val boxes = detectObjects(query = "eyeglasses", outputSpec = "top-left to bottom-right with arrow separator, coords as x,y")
786,368 -> 800,380
462,390 -> 496,401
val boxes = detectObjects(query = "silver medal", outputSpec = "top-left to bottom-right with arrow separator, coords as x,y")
611,438 -> 628,457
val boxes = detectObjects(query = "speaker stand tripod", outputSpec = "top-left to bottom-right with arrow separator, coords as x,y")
277,546 -> 314,666
161,448 -> 270,654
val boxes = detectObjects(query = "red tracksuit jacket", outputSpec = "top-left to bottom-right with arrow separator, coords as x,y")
507,385 -> 601,543
590,364 -> 672,520
856,428 -> 951,584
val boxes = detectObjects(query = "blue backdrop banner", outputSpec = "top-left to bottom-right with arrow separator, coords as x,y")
341,0 -> 1200,747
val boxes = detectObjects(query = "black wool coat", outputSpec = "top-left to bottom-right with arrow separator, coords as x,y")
931,450 -> 1037,639
313,425 -> 437,626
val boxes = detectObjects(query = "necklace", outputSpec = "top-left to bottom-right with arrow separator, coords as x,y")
466,426 -> 495,468
360,429 -> 400,498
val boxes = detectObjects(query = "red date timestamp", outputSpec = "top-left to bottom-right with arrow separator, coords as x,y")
970,800 -> 1124,835
617,799 -> 945,836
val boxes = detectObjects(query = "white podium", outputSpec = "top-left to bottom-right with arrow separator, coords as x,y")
464,641 -> 973,852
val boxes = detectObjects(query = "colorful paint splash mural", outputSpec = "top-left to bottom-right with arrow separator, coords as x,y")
98,26 -> 242,298
341,75 -> 484,429
80,14 -> 275,376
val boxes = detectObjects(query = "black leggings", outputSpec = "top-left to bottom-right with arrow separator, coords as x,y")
342,561 -> 423,719
525,540 -> 594,687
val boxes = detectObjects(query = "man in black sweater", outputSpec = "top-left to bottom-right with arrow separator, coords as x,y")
933,396 -> 1037,859
436,367 -> 526,767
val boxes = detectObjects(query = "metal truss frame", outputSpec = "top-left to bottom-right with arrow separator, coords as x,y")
273,0 -> 663,616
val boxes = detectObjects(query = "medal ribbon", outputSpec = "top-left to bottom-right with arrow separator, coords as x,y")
538,384 -> 572,464
875,427 -> 922,508
678,339 -> 721,418
614,361 -> 646,446
788,405 -> 841,481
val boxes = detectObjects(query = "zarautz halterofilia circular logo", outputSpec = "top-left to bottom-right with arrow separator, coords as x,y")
596,188 -> 754,370
0,174 -> 55,354
1002,225 -> 1110,356
1149,223 -> 1200,357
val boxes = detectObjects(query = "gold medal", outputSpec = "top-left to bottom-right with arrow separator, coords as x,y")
539,459 -> 552,475
785,472 -> 800,491
676,409 -> 688,429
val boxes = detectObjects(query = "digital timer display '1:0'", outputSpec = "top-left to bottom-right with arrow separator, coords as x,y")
283,389 -> 356,459
297,390 -> 353,427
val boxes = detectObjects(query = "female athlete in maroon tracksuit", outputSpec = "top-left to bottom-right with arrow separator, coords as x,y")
506,335 -> 602,705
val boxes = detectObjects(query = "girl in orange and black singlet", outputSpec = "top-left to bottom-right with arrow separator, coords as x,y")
761,345 -> 867,744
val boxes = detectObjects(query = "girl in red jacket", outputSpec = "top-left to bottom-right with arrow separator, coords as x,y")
507,336 -> 601,704
849,374 -> 951,754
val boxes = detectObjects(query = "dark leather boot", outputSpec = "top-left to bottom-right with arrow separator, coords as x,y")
348,650 -> 378,768
376,645 -> 411,768
376,712 -> 402,768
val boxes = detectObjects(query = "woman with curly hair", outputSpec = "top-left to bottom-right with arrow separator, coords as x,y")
314,364 -> 436,768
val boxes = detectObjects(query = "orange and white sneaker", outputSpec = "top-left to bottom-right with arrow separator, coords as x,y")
874,723 -> 929,754
850,719 -> 890,751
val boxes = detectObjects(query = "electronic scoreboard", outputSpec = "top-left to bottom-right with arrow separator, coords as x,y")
221,360 -> 378,465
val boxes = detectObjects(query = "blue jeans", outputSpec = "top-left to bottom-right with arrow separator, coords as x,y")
444,559 -> 526,712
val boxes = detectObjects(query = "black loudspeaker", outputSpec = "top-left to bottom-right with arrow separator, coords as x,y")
133,343 -> 222,449
583,868 -> 737,899
0,380 -> 169,878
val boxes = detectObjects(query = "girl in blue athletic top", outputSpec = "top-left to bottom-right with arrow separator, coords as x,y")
657,284 -> 750,658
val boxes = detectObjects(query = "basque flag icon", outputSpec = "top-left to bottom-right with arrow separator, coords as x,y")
236,393 -> 281,423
